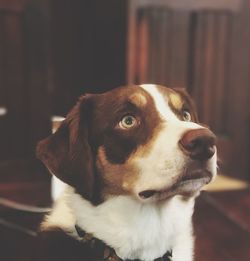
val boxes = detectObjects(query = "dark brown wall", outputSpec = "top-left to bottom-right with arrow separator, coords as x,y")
0,0 -> 50,160
50,0 -> 127,115
0,0 -> 127,159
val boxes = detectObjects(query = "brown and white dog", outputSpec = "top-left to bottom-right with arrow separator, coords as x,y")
36,84 -> 217,261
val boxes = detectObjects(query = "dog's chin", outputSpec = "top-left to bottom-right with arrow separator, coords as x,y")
138,169 -> 213,202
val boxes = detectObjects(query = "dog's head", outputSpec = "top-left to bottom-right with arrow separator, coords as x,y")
37,84 -> 217,204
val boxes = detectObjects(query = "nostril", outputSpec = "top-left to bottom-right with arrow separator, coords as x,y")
186,138 -> 202,150
207,145 -> 216,158
190,138 -> 215,160
138,190 -> 157,199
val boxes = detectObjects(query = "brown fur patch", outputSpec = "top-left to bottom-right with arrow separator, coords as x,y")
128,93 -> 147,107
172,88 -> 198,122
169,93 -> 183,111
130,123 -> 164,160
96,146 -> 139,196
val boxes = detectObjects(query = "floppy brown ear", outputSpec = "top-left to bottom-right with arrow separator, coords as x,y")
36,95 -> 95,201
173,87 -> 199,122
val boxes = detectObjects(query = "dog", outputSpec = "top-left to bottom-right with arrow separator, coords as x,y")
36,84 -> 217,261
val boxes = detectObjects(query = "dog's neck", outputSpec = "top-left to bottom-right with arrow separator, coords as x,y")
44,186 -> 195,261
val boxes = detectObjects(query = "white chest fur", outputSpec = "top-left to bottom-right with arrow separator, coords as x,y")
43,187 -> 195,261
52,188 -> 194,261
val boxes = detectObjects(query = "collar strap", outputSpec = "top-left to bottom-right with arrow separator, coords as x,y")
75,225 -> 172,261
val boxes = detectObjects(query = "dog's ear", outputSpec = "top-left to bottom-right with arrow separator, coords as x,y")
173,87 -> 199,122
36,95 -> 95,201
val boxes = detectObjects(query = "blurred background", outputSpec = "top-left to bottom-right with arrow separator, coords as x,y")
0,0 -> 249,260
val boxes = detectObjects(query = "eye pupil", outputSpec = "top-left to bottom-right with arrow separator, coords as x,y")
125,116 -> 133,125
119,115 -> 137,129
183,111 -> 191,121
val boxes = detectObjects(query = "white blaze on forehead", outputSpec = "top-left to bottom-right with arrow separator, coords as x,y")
140,84 -> 201,130
140,84 -> 177,121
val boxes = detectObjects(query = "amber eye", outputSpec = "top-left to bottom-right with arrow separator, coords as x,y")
119,115 -> 137,129
183,110 -> 191,122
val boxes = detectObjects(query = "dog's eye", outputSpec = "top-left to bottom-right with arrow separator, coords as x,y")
182,110 -> 191,122
119,115 -> 137,129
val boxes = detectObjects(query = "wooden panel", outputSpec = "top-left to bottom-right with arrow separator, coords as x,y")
147,7 -> 166,84
127,0 -> 242,86
169,12 -> 190,86
194,192 -> 250,261
129,7 -> 190,87
226,0 -> 250,177
212,14 -> 231,134
190,12 -> 231,133
134,8 -> 149,83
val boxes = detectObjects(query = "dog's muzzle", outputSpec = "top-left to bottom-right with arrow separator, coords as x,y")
138,128 -> 216,200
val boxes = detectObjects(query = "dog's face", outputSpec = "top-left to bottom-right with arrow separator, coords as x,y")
37,84 -> 217,204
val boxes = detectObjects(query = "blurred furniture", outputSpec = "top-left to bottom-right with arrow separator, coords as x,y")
127,0 -> 250,179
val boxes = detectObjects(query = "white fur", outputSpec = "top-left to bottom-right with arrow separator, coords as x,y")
45,187 -> 194,261
140,84 -> 178,121
42,190 -> 75,232
51,175 -> 67,201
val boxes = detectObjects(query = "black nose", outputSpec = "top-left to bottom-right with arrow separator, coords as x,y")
179,129 -> 216,161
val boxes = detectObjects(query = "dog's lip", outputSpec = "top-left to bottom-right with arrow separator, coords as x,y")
138,169 -> 212,200
170,173 -> 212,196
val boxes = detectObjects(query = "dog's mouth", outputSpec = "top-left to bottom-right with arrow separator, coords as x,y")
138,169 -> 212,200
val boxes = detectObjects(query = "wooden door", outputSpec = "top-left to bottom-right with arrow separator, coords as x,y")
127,0 -> 250,179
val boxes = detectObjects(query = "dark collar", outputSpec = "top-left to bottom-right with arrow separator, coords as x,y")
75,225 -> 172,261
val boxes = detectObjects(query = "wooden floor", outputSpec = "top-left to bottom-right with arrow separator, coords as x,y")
0,162 -> 250,261
194,191 -> 250,261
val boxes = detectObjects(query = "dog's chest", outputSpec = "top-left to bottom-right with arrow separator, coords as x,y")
69,193 -> 194,261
